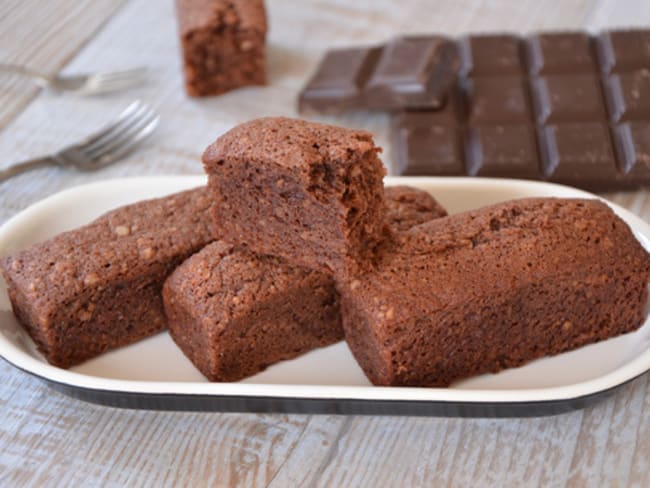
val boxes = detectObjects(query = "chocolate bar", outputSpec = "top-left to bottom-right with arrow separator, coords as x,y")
390,30 -> 650,191
298,36 -> 459,113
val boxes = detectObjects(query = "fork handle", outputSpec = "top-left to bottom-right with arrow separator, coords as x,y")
0,156 -> 57,183
0,64 -> 51,87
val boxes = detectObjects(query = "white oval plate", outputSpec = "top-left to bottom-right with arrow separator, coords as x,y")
1,175 -> 649,417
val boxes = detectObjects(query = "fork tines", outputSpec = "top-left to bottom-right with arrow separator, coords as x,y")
65,101 -> 159,168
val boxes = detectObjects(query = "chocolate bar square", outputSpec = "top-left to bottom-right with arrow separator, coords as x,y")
298,47 -> 381,113
604,70 -> 650,122
364,37 -> 457,109
539,123 -> 620,189
465,125 -> 540,178
392,112 -> 464,175
299,37 -> 459,113
597,30 -> 650,73
465,76 -> 532,123
460,34 -> 524,75
526,32 -> 596,74
531,74 -> 607,123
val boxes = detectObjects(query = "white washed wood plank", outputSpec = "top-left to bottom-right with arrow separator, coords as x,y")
0,0 -> 125,129
265,415 -> 348,487
566,395 -> 617,485
313,416 -> 446,487
587,0 -> 650,29
599,377 -> 648,487
480,419 -> 525,487
445,419 -> 514,487
628,375 -> 650,487
0,365 -> 312,487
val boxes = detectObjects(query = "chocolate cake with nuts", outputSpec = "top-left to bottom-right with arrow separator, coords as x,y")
340,198 -> 650,387
175,0 -> 267,97
0,187 -> 216,368
164,185 -> 446,382
164,242 -> 339,382
203,117 -> 387,276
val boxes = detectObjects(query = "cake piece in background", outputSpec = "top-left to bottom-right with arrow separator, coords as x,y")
340,198 -> 650,387
384,185 -> 447,231
203,117 -> 387,276
164,185 -> 447,382
0,188 -> 216,368
175,0 -> 267,97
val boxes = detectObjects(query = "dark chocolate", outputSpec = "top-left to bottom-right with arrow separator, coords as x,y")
389,29 -> 650,191
597,30 -> 650,73
299,36 -> 459,113
465,76 -> 532,123
391,112 -> 464,176
530,74 -> 607,123
297,47 -> 381,113
526,33 -> 596,74
465,125 -> 540,178
300,29 -> 650,190
460,34 -> 524,75
538,123 -> 620,189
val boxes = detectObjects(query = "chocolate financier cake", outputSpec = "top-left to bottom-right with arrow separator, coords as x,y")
340,198 -> 650,387
1,188 -> 216,368
163,185 -> 447,382
175,0 -> 267,97
202,117 -> 387,276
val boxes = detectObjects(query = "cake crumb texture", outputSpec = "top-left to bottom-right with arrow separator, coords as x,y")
203,117 -> 387,276
341,197 -> 650,387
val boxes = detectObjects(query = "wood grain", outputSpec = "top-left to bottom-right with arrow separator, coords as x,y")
2,0 -> 650,486
0,0 -> 125,130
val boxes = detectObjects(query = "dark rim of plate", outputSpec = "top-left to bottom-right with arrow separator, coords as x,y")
2,356 -> 646,418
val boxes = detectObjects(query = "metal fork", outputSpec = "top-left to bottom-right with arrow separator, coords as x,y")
0,101 -> 159,183
0,64 -> 147,95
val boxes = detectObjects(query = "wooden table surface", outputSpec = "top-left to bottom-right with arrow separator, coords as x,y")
2,0 -> 650,486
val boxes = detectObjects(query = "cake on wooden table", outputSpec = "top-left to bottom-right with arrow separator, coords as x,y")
163,186 -> 447,382
340,198 -> 650,387
0,188 -> 216,368
202,117 -> 387,276
175,0 -> 267,97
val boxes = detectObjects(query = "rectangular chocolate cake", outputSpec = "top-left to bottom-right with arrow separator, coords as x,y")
163,241 -> 340,382
0,188 -> 216,368
340,198 -> 650,387
164,186 -> 447,382
175,0 -> 267,97
202,117 -> 387,276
